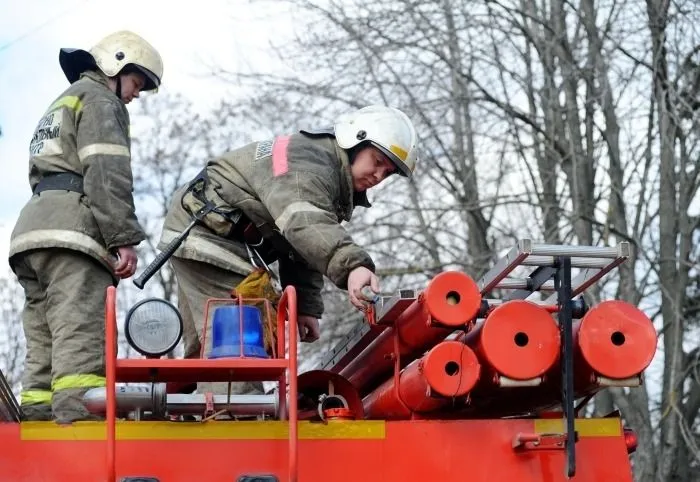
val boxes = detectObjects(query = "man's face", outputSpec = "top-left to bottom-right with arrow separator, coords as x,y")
351,145 -> 397,191
119,72 -> 146,104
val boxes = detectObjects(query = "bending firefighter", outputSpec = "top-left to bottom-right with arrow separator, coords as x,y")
9,31 -> 163,423
158,105 -> 419,394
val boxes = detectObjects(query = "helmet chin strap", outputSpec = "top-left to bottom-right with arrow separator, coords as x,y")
115,75 -> 123,101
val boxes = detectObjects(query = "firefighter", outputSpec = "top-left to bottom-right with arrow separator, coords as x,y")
157,105 -> 418,394
9,31 -> 164,423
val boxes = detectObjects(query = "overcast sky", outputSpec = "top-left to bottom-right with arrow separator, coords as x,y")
0,0 -> 293,271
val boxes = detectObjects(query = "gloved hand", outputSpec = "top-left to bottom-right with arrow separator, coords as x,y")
113,245 -> 138,279
347,266 -> 380,311
298,315 -> 320,342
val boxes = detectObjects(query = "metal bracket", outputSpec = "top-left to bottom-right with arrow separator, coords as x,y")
0,368 -> 21,422
204,392 -> 215,418
374,289 -> 418,325
512,432 -> 577,451
318,290 -> 416,372
556,256 -> 577,477
503,265 -> 558,301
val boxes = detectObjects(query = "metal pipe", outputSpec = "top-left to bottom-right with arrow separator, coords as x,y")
460,300 -> 560,382
528,243 -> 623,258
494,278 -> 553,290
0,367 -> 21,422
459,300 -> 656,418
84,384 -> 166,417
362,341 -> 481,419
338,271 -> 482,395
521,256 -> 614,269
83,384 -> 279,418
477,240 -> 532,293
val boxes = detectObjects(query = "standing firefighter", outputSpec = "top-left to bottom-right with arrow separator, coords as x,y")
9,31 -> 164,423
156,105 -> 418,394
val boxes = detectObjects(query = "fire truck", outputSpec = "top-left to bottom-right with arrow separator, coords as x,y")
0,239 -> 653,481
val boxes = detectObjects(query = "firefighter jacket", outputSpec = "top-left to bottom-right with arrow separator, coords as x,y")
159,132 -> 376,318
9,70 -> 146,275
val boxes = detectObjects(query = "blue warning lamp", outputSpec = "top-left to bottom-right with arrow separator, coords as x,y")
209,305 -> 269,359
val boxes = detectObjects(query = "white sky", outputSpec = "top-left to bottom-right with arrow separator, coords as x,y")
0,0 -> 294,269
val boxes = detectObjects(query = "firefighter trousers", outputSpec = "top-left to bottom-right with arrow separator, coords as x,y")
170,257 -> 263,396
13,249 -> 112,423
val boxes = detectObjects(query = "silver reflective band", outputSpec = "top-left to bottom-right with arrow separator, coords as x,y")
275,201 -> 329,233
78,143 -> 130,161
10,229 -> 111,264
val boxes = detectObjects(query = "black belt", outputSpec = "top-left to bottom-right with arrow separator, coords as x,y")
33,172 -> 84,195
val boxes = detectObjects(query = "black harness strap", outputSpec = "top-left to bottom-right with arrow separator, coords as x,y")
33,172 -> 84,195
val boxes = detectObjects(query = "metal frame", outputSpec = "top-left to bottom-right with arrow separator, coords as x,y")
105,286 -> 300,482
476,240 -> 629,478
0,367 -> 21,422
556,256 -> 576,477
477,239 -> 629,301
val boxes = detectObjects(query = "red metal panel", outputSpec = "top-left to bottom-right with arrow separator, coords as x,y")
0,419 -> 634,482
115,359 -> 289,383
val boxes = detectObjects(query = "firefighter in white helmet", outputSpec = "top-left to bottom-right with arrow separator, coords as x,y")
9,31 -> 163,423
155,104 -> 418,396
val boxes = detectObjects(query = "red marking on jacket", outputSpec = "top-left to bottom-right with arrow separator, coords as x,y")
272,136 -> 291,176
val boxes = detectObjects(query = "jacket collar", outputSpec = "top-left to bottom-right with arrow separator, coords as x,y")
333,140 -> 372,214
353,190 -> 371,208
80,69 -> 111,88
299,130 -> 373,217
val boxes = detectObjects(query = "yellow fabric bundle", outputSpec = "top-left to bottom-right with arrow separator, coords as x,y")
231,269 -> 281,356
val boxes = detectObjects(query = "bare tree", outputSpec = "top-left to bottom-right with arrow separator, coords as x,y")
210,0 -> 700,479
0,273 -> 24,396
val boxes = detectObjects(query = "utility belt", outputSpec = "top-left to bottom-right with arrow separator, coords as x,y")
33,172 -> 84,195
181,168 -> 298,266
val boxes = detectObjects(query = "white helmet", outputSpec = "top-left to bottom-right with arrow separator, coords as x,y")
59,30 -> 163,91
334,105 -> 418,177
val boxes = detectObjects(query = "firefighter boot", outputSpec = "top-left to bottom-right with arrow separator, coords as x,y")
21,403 -> 52,421
52,387 -> 104,424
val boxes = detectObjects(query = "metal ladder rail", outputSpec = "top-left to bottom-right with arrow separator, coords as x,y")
0,367 -> 21,422
104,286 -> 300,482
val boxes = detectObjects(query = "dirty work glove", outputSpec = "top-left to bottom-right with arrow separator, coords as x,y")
347,266 -> 380,311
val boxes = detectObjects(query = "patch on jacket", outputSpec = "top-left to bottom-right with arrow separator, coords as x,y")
255,139 -> 273,160
29,110 -> 63,156
272,136 -> 291,176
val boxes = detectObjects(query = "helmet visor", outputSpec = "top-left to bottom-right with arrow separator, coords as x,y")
121,64 -> 160,91
370,142 -> 412,177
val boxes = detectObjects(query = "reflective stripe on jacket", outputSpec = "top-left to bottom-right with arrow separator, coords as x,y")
10,70 -> 146,274
159,132 -> 374,317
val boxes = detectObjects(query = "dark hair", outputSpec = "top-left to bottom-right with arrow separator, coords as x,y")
346,142 -> 371,164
